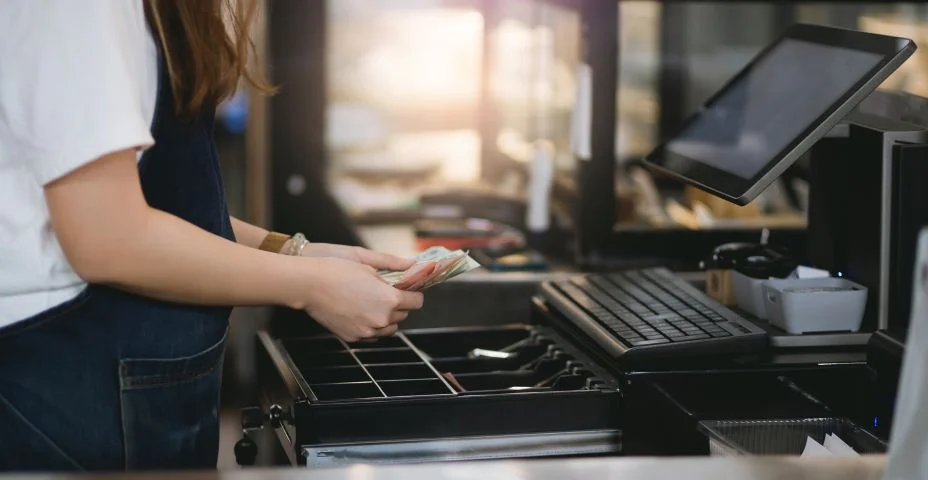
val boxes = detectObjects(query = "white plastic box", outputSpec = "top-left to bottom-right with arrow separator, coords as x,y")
761,278 -> 868,334
731,270 -> 770,320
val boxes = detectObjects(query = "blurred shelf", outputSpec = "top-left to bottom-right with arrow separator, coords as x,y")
616,214 -> 807,232
325,103 -> 480,133
587,224 -> 809,271
333,164 -> 442,182
442,0 -> 582,11
351,208 -> 423,226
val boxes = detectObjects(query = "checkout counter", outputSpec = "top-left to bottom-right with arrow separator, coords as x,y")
2,22 -> 925,480
0,456 -> 889,480
220,24 -> 926,475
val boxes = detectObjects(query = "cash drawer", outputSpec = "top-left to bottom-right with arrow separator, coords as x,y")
245,323 -> 622,467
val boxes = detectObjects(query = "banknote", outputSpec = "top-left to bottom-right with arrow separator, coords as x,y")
378,246 -> 481,290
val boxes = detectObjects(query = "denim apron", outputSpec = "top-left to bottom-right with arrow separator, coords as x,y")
0,52 -> 234,472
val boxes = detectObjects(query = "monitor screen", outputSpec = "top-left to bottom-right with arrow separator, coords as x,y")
666,39 -> 882,179
644,24 -> 915,205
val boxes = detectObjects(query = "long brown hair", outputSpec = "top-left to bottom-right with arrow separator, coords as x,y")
143,0 -> 274,117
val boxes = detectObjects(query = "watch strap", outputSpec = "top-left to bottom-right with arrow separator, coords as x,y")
259,231 -> 290,253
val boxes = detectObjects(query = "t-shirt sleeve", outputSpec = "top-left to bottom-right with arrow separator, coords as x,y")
0,0 -> 155,185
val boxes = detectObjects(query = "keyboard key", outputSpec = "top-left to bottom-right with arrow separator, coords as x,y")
615,328 -> 636,337
628,339 -> 670,346
730,323 -> 752,334
717,321 -> 748,335
670,335 -> 697,342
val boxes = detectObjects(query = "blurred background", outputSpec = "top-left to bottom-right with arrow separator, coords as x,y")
213,0 -> 928,466
219,0 -> 928,259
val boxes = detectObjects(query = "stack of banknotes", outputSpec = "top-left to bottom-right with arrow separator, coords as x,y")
378,246 -> 481,291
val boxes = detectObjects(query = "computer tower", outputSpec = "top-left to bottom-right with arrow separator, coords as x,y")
888,142 -> 928,338
807,111 -> 928,333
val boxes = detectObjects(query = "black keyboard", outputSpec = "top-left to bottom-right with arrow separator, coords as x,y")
540,268 -> 767,360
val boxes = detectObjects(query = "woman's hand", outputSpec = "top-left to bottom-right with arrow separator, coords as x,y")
300,257 -> 424,341
301,243 -> 414,272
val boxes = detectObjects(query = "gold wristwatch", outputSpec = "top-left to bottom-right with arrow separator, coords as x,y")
258,232 -> 290,253
259,231 -> 309,256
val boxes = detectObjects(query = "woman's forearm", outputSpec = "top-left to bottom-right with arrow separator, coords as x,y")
44,149 -> 313,309
230,216 -> 272,250
104,208 -> 313,308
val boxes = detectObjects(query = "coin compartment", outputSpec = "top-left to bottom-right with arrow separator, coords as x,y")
283,325 -> 613,401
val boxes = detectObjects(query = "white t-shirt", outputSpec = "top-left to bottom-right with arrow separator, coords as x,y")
0,0 -> 159,328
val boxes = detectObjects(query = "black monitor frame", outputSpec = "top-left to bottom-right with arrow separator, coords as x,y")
641,23 -> 916,206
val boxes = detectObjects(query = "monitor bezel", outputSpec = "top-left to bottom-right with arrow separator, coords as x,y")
642,23 -> 916,206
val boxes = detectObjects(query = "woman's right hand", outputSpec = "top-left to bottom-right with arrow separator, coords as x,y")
299,257 -> 425,342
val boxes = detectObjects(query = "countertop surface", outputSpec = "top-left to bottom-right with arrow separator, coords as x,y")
3,455 -> 887,480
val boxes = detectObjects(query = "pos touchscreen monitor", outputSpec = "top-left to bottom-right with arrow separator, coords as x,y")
643,24 -> 916,206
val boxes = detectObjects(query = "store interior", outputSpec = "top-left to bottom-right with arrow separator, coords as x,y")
144,0 -> 928,475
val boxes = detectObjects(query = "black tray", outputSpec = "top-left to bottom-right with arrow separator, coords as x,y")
264,324 -> 621,447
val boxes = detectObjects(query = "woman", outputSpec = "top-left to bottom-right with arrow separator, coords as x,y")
0,0 -> 428,471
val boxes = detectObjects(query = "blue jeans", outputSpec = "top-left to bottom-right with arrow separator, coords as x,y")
0,287 -> 228,471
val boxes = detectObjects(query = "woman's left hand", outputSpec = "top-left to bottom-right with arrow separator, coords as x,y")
300,243 -> 415,272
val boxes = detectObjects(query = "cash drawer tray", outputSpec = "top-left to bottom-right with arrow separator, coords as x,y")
259,324 -> 622,457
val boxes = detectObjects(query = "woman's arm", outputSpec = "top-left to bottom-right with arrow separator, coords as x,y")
45,149 -> 423,340
46,150 -> 314,307
229,217 -> 415,271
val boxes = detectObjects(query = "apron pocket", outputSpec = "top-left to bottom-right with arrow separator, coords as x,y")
118,328 -> 227,470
